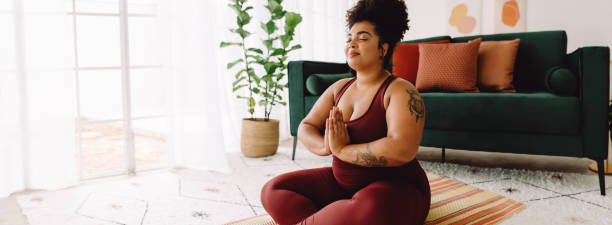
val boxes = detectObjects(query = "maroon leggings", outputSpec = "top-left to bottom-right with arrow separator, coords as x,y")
261,167 -> 429,225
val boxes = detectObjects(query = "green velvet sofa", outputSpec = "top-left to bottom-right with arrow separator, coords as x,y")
287,30 -> 610,195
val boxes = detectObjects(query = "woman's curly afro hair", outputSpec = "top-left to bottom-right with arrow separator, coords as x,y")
346,0 -> 410,68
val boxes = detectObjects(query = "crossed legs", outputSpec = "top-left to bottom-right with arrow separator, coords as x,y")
261,167 -> 430,225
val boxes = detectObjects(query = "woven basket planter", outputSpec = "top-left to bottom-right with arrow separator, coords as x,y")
240,118 -> 279,157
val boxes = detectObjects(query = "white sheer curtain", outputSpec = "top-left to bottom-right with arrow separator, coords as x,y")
0,0 -> 358,197
159,0 -> 234,173
286,0 -> 357,63
159,0 -> 357,168
0,0 -> 77,197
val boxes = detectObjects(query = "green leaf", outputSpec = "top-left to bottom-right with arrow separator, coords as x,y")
264,62 -> 278,74
246,54 -> 262,61
249,71 -> 261,84
234,69 -> 246,79
248,107 -> 254,115
288,44 -> 302,52
271,10 -> 286,20
220,42 -> 242,48
228,3 -> 241,15
263,39 -> 274,50
280,34 -> 292,48
227,59 -> 244,69
262,74 -> 273,82
258,100 -> 267,106
244,6 -> 254,12
268,0 -> 283,15
235,28 -> 251,38
232,76 -> 246,87
247,48 -> 263,54
276,73 -> 285,81
270,48 -> 284,56
285,12 -> 302,29
252,87 -> 260,94
278,101 -> 287,106
261,21 -> 277,35
233,84 -> 247,92
237,11 -> 251,26
248,97 -> 256,107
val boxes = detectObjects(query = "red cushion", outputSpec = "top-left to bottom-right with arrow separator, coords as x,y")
392,39 -> 451,84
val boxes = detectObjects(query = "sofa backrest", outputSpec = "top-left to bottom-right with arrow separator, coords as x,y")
400,35 -> 451,44
452,30 -> 568,91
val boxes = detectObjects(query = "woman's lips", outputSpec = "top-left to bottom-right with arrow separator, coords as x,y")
349,52 -> 360,58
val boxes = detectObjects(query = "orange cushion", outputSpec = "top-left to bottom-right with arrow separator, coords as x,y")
477,39 -> 520,92
392,39 -> 451,84
416,38 -> 482,92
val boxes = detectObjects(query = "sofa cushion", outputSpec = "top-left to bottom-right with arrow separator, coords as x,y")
416,38 -> 481,92
305,73 -> 353,95
420,92 -> 579,135
544,66 -> 577,96
477,39 -> 520,92
451,30 -> 567,92
392,39 -> 450,84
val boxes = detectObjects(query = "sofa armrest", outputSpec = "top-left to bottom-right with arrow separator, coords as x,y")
288,60 -> 350,136
567,47 -> 610,159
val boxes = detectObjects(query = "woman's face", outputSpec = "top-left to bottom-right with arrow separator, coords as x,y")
345,21 -> 388,71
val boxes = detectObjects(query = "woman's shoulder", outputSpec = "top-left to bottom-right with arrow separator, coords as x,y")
328,77 -> 355,97
388,75 -> 418,94
384,76 -> 421,108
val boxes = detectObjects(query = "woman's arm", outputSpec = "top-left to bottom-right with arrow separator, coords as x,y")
329,80 -> 425,167
298,78 -> 352,156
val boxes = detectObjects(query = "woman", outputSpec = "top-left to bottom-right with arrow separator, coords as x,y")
261,0 -> 429,224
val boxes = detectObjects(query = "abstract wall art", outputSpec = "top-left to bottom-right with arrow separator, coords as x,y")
447,0 -> 482,36
494,0 -> 526,33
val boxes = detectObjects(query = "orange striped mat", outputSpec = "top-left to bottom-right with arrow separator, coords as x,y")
225,172 -> 525,225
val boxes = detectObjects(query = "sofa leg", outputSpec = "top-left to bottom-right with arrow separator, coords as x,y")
597,158 -> 606,195
441,147 -> 446,163
291,136 -> 298,161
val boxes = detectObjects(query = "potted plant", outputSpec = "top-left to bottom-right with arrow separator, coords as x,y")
221,0 -> 302,157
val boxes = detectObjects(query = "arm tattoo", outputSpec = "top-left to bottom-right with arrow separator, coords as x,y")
406,89 -> 425,122
350,143 -> 388,167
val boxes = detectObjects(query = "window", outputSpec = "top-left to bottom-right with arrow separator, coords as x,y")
71,0 -> 168,179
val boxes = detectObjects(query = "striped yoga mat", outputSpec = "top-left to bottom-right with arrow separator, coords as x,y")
225,172 -> 525,225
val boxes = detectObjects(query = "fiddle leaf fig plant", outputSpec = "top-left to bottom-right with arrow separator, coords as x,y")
221,0 -> 302,121
221,0 -> 258,118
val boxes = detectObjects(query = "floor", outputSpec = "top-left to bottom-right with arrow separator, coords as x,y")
1,138 -> 612,225
80,122 -> 168,178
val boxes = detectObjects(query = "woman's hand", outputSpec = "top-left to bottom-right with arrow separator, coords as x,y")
326,106 -> 350,155
323,117 -> 332,155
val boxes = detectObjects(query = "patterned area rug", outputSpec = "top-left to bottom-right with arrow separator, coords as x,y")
224,172 -> 525,225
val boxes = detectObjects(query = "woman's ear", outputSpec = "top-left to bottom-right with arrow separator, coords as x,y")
381,43 -> 389,57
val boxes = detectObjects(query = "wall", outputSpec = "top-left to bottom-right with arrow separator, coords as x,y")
404,0 -> 612,56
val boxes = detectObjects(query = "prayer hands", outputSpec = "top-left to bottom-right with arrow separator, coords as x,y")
326,106 -> 350,155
